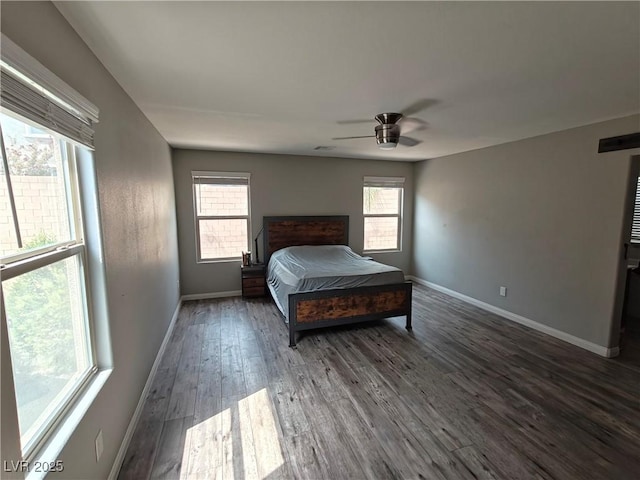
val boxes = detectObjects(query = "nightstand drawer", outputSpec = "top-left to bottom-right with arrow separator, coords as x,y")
243,277 -> 265,288
241,263 -> 266,298
243,286 -> 265,297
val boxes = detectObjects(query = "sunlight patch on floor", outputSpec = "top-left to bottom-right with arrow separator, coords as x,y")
181,407 -> 227,479
239,388 -> 284,479
181,388 -> 284,479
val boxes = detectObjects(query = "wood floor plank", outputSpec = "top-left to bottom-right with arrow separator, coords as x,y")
119,283 -> 640,480
149,416 -> 193,480
292,383 -> 369,480
139,367 -> 176,424
280,432 -> 326,480
166,324 -> 204,420
329,397 -> 403,480
221,396 -> 238,480
270,379 -> 311,438
118,419 -> 163,480
193,337 -> 221,423
156,304 -> 191,374
244,388 -> 293,480
444,407 -> 554,480
235,392 -> 260,480
294,337 -> 353,402
471,404 -> 590,480
181,410 -> 222,480
451,445 -> 503,480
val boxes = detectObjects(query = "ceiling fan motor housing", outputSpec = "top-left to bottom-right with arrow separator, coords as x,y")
375,113 -> 403,124
375,123 -> 401,145
374,113 -> 403,146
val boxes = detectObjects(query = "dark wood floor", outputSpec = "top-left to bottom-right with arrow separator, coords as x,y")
118,284 -> 640,480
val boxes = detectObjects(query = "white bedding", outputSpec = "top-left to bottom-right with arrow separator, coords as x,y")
266,245 -> 405,320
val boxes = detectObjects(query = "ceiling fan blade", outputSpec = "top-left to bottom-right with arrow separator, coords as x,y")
398,117 -> 428,134
398,136 -> 422,147
400,98 -> 439,117
332,135 -> 375,140
336,119 -> 374,125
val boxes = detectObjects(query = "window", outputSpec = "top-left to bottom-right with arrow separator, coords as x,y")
632,175 -> 640,243
1,33 -> 100,460
192,171 -> 251,261
0,112 -> 97,457
363,176 -> 404,252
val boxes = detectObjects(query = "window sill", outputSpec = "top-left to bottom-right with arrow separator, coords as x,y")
363,249 -> 402,254
196,258 -> 242,265
25,369 -> 112,480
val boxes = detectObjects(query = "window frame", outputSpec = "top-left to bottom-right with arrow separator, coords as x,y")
191,171 -> 252,263
0,124 -> 98,460
362,176 -> 404,253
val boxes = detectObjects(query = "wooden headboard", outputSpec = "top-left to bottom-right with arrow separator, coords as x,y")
263,215 -> 349,265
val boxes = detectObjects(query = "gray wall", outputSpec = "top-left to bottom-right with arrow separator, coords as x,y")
173,149 -> 414,295
413,114 -> 640,349
1,2 -> 180,478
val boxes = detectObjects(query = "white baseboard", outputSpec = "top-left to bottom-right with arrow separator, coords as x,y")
108,299 -> 182,480
181,290 -> 242,301
408,276 -> 619,358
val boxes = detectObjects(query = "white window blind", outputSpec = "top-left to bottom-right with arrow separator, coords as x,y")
632,176 -> 640,243
0,34 -> 98,149
193,174 -> 250,187
363,176 -> 405,189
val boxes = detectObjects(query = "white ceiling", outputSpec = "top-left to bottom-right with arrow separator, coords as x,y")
54,1 -> 639,162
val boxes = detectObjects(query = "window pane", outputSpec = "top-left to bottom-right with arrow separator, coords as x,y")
199,218 -> 248,259
363,187 -> 400,214
0,112 -> 74,258
195,184 -> 248,216
364,216 -> 399,250
3,254 -> 91,450
0,163 -> 21,254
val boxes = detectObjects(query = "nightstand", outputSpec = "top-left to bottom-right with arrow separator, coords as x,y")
241,263 -> 266,298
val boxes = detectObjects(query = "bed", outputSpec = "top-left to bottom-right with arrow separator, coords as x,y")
263,215 -> 412,347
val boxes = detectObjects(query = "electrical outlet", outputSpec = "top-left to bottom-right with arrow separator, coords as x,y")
499,286 -> 507,297
95,429 -> 103,462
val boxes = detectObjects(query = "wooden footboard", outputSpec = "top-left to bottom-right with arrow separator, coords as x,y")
287,281 -> 413,347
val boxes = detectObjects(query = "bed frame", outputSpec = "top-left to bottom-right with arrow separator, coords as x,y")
263,215 -> 412,348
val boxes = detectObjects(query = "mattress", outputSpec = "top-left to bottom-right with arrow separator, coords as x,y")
267,245 -> 406,320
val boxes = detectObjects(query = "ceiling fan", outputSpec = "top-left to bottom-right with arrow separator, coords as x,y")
332,99 -> 436,150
